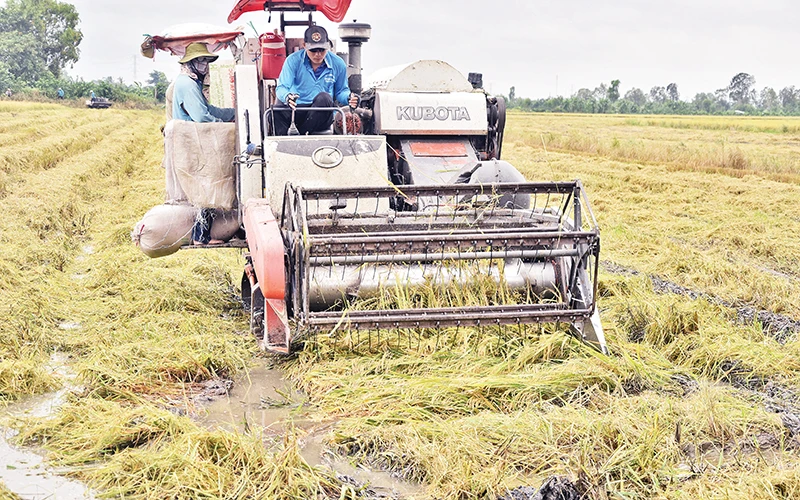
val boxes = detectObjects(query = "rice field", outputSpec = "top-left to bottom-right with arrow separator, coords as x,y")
1,102 -> 800,499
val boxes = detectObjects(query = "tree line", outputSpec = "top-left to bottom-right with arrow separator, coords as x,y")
0,0 -> 167,105
505,73 -> 800,115
3,0 -> 798,115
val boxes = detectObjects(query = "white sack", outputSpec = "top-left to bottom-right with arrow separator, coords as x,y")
132,205 -> 241,259
164,120 -> 237,209
132,204 -> 195,258
210,210 -> 240,241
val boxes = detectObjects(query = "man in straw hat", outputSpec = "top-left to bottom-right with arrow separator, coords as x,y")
172,42 -> 235,245
272,25 -> 358,135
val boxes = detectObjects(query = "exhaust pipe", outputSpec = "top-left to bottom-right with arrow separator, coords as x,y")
338,21 -> 371,94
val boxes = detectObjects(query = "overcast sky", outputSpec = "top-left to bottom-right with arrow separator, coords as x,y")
49,0 -> 800,100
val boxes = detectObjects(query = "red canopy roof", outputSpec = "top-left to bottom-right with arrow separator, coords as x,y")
228,0 -> 352,24
141,26 -> 244,59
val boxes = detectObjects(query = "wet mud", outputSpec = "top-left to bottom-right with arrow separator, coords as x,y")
196,363 -> 424,498
498,476 -> 582,500
198,364 -> 299,434
301,431 -> 424,499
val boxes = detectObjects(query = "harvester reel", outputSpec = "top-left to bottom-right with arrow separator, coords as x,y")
271,181 -> 607,354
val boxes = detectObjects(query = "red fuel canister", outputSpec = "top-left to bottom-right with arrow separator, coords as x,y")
259,32 -> 286,80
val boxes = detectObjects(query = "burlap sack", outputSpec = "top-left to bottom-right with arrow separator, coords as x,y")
164,120 -> 237,209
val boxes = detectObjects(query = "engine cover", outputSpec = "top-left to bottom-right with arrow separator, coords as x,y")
374,91 -> 488,136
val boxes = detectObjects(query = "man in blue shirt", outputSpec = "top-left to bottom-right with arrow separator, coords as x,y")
172,43 -> 235,245
272,25 -> 358,135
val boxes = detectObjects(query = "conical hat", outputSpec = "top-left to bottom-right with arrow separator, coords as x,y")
179,43 -> 219,64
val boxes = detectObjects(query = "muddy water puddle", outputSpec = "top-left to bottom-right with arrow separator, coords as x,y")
200,364 -> 300,434
0,353 -> 95,499
0,429 -> 94,500
199,364 -> 424,498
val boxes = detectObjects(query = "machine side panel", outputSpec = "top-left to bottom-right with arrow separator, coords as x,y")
235,65 -> 264,209
242,199 -> 290,353
242,200 -> 286,300
375,91 -> 488,135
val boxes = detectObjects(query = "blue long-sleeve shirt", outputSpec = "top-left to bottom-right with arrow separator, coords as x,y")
172,74 -> 234,123
276,50 -> 351,106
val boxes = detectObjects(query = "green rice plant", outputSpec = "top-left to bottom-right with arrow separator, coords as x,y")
505,141 -> 800,318
309,258 -> 573,357
289,340 -> 676,419
0,105 -> 257,403
622,115 -> 800,134
0,112 -> 98,149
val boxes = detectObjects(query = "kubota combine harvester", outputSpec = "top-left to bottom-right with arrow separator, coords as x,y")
144,0 -> 607,355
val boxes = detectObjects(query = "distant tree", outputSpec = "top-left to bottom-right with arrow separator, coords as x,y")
147,70 -> 169,102
508,86 -> 516,102
649,86 -> 667,104
147,71 -> 168,86
779,86 -> 798,113
728,72 -> 755,105
456,76 -> 800,116
574,88 -> 594,101
592,83 -> 608,101
692,93 -> 715,114
0,31 -> 46,84
616,99 -> 633,113
0,0 -> 82,80
758,87 -> 779,112
666,83 -> 680,102
607,79 -> 620,102
623,88 -> 647,106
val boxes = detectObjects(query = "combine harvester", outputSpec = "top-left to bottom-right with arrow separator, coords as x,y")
86,97 -> 112,109
143,0 -> 607,355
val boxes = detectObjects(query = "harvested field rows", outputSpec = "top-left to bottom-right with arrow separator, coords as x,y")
1,105 -> 800,499
510,113 -> 800,182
